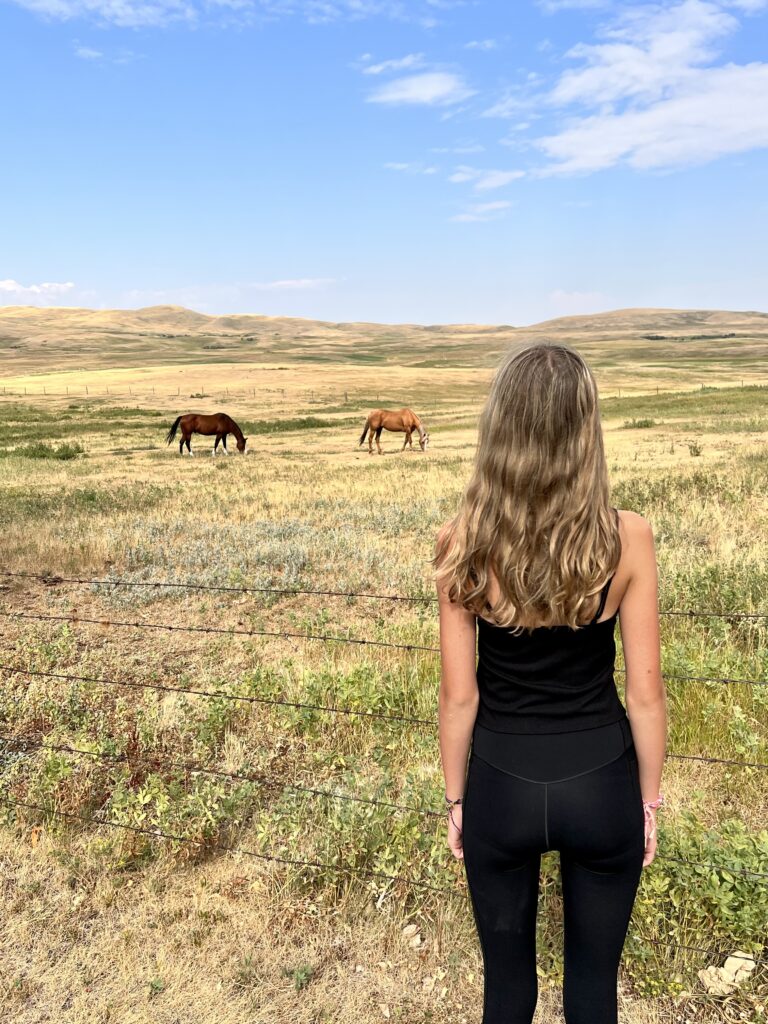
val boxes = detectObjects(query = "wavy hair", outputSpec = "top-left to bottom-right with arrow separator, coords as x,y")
435,343 -> 620,631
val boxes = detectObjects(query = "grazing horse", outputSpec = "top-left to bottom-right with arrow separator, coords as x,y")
166,413 -> 248,456
359,408 -> 429,455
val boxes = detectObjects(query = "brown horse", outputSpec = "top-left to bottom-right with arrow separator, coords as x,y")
359,408 -> 429,455
166,413 -> 248,456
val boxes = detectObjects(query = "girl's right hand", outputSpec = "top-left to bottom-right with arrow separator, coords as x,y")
447,805 -> 464,860
643,809 -> 658,867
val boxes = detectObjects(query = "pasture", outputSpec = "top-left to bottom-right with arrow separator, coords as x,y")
1,312 -> 767,1024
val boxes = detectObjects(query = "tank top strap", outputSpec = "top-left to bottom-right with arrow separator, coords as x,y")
591,574 -> 615,624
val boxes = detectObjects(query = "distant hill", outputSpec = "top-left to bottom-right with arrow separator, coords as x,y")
2,303 -> 767,374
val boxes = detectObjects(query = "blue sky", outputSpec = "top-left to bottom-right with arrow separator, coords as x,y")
1,0 -> 767,324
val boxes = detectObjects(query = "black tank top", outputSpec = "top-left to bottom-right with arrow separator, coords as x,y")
474,574 -> 626,735
471,573 -> 634,783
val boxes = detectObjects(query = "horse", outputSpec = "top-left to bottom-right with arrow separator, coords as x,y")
358,408 -> 429,455
166,413 -> 248,456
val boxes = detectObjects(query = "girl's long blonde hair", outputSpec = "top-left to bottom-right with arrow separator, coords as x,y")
435,343 -> 620,630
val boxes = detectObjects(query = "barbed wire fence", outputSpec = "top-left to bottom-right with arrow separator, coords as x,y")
1,567 -> 767,973
0,379 -> 765,405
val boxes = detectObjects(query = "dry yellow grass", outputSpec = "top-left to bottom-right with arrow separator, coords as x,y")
1,308 -> 766,1022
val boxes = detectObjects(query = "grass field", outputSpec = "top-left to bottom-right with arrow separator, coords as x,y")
1,306 -> 767,1023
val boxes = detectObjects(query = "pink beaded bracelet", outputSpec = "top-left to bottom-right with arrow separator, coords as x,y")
643,794 -> 664,840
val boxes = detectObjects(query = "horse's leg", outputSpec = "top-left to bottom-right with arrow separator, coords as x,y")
213,436 -> 219,457
401,433 -> 408,451
375,427 -> 383,455
368,430 -> 374,455
187,434 -> 194,456
179,438 -> 184,456
222,435 -> 229,455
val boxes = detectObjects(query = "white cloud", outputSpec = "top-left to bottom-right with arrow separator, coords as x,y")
451,199 -> 513,222
549,0 -> 738,107
432,141 -> 484,153
487,0 -> 768,176
362,53 -> 425,75
13,0 -> 196,27
465,38 -> 497,50
538,62 -> 768,172
448,165 -> 525,189
0,280 -> 76,306
537,0 -> 609,11
248,277 -> 336,290
11,0 -> 445,26
74,44 -> 102,58
548,289 -> 611,314
384,161 -> 439,173
367,71 -> 475,106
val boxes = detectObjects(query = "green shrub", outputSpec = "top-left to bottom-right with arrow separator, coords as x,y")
0,441 -> 85,460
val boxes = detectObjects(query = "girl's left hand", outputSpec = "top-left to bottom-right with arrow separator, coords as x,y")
447,805 -> 464,860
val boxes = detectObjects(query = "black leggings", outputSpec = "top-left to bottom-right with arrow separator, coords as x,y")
463,747 -> 645,1024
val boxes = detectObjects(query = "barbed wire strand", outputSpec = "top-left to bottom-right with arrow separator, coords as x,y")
0,610 -> 439,654
0,664 -> 435,726
2,796 -> 455,895
0,735 -> 442,818
2,611 -> 768,689
2,569 -> 767,620
2,796 -> 766,963
3,734 -> 767,879
3,665 -> 768,774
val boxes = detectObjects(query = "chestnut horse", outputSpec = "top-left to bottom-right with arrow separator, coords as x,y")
359,408 -> 429,455
166,413 -> 248,456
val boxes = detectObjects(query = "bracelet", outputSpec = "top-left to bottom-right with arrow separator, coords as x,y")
447,805 -> 463,837
445,794 -> 463,809
643,793 -> 664,841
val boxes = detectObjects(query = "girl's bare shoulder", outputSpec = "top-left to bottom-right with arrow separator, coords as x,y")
616,508 -> 653,539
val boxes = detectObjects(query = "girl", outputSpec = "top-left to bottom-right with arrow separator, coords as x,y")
435,344 -> 666,1024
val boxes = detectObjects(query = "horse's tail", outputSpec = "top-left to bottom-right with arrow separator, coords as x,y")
359,418 -> 370,446
166,415 -> 182,445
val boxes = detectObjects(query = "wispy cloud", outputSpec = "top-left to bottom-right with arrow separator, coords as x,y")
14,0 -> 195,27
537,0 -> 609,11
362,53 -> 425,75
74,44 -> 102,59
0,279 -> 76,305
448,165 -> 525,189
385,161 -> 439,174
12,0 -> 446,27
432,141 -> 485,153
249,277 -> 336,290
366,71 -> 475,105
465,38 -> 497,50
488,0 -> 768,175
368,71 -> 475,106
451,199 -> 513,222
72,41 -> 142,62
539,63 -> 768,173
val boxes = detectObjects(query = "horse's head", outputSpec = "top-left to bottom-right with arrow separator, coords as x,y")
237,436 -> 248,453
419,429 -> 430,451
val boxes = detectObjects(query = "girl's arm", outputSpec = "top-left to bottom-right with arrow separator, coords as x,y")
436,535 -> 479,861
618,512 -> 667,867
